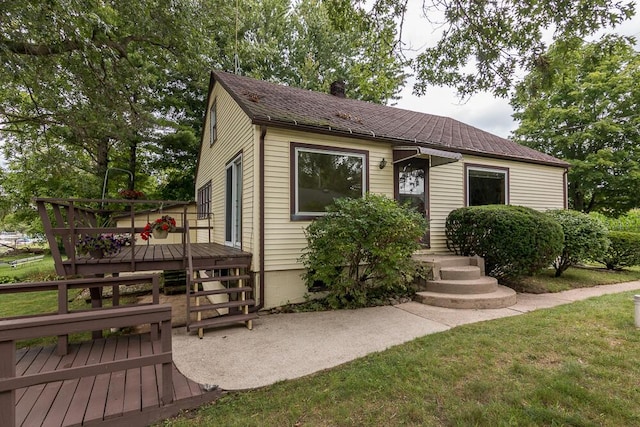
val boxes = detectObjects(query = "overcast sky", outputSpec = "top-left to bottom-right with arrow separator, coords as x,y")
394,2 -> 640,139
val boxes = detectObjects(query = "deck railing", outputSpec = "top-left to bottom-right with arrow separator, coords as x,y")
0,304 -> 174,426
34,198 -> 212,276
0,274 -> 161,355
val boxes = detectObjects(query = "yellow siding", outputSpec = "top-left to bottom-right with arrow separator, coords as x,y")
263,128 -> 393,272
429,155 -> 566,252
195,84 -> 255,257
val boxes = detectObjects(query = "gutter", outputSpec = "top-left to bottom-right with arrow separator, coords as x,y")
249,117 -> 570,169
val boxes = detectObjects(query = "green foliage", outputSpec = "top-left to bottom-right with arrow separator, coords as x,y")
596,231 -> 640,270
591,210 -> 640,233
412,1 -> 634,98
512,36 -> 640,216
0,0 -> 407,230
300,194 -> 426,308
545,210 -> 610,277
445,205 -> 564,279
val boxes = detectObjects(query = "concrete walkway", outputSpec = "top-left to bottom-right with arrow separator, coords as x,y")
172,281 -> 640,390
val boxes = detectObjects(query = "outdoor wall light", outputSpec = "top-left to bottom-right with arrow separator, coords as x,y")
379,158 -> 387,169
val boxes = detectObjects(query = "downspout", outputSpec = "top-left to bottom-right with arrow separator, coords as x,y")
563,168 -> 569,209
256,125 -> 267,311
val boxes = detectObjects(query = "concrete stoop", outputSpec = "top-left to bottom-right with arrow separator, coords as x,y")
412,253 -> 517,309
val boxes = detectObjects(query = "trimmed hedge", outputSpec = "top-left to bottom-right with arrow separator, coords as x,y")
546,209 -> 609,277
597,231 -> 640,270
445,205 -> 564,279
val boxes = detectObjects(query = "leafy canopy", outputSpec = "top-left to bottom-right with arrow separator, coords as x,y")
511,36 -> 640,216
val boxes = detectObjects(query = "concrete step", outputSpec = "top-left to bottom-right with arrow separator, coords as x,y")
425,276 -> 498,294
440,265 -> 482,281
414,285 -> 517,309
412,254 -> 473,268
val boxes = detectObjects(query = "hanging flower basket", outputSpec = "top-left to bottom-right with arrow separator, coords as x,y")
152,229 -> 169,239
141,215 -> 177,240
89,248 -> 105,259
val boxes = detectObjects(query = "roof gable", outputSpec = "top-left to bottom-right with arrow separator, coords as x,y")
212,71 -> 568,168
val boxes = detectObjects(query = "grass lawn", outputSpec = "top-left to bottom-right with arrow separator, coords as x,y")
162,291 -> 640,426
507,265 -> 640,293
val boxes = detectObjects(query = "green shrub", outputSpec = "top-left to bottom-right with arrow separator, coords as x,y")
445,205 -> 563,279
546,210 -> 609,276
300,194 -> 427,309
597,231 -> 640,270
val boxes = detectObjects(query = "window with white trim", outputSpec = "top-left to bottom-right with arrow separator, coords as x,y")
466,166 -> 508,206
225,154 -> 242,247
294,145 -> 367,216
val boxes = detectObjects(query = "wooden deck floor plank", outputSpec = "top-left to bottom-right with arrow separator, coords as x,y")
171,363 -> 193,401
84,337 -> 117,423
140,336 -> 160,408
42,342 -> 93,427
62,242 -> 250,276
103,336 -> 129,419
25,344 -> 80,427
15,344 -> 55,422
18,344 -> 64,427
123,334 -> 142,413
62,340 -> 105,426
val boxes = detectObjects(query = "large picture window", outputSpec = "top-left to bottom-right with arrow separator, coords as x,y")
466,165 -> 508,206
292,144 -> 368,217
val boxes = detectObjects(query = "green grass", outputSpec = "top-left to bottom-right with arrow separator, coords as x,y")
162,291 -> 640,426
507,265 -> 640,293
0,254 -> 58,282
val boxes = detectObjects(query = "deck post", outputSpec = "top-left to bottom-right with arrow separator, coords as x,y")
56,282 -> 69,356
0,340 -> 16,425
150,274 -> 160,341
161,317 -> 173,405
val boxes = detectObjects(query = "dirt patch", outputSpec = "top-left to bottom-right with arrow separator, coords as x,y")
133,293 -> 220,333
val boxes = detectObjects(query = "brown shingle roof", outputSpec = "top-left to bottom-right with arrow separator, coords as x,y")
213,71 -> 568,168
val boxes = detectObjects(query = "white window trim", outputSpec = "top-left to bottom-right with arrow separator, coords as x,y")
466,165 -> 509,206
294,146 -> 367,216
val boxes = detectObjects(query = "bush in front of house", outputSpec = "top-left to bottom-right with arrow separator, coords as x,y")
546,209 -> 609,277
445,205 -> 564,279
300,194 -> 427,309
596,231 -> 640,270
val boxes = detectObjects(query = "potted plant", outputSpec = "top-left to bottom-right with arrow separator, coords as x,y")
76,234 -> 133,258
118,189 -> 145,200
141,215 -> 177,240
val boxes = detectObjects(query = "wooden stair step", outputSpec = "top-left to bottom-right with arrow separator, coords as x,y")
191,274 -> 251,284
189,286 -> 253,298
188,313 -> 258,331
190,299 -> 255,312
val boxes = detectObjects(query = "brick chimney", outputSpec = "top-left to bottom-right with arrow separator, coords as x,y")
330,80 -> 346,98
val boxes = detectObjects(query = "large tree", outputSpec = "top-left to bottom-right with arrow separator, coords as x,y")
0,0 -> 407,227
511,35 -> 640,216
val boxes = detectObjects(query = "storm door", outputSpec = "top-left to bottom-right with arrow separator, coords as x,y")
395,159 -> 430,246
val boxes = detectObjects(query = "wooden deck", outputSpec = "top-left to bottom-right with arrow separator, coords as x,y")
62,242 -> 252,276
14,334 -> 222,427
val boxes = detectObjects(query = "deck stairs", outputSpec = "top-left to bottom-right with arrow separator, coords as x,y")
185,223 -> 258,338
412,253 -> 517,309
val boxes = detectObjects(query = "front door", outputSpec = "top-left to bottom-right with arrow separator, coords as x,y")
395,159 -> 429,246
225,154 -> 242,248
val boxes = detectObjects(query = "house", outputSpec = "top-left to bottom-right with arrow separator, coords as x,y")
194,71 -> 569,309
